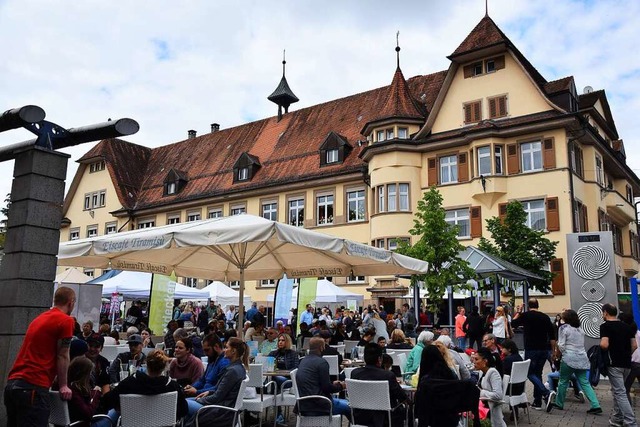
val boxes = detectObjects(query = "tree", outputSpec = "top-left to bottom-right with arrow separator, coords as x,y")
0,193 -> 10,250
478,200 -> 559,293
397,187 -> 475,313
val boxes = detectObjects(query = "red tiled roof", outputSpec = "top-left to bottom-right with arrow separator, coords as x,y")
116,70 -> 448,210
365,67 -> 425,128
450,16 -> 509,57
78,138 -> 152,209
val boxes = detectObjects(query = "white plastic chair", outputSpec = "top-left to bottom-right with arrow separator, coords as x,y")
100,345 -> 121,362
196,376 -> 249,427
155,342 -> 165,350
322,355 -> 339,376
142,347 -> 154,356
243,363 -> 275,427
329,345 -> 345,356
295,395 -> 341,427
504,359 -> 532,426
343,340 -> 359,357
346,379 -> 402,427
274,369 -> 298,427
48,391 -> 111,427
118,391 -> 178,427
389,352 -> 407,375
342,367 -> 357,379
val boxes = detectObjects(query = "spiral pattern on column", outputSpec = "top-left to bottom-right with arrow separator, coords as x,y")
571,245 -> 611,280
580,280 -> 606,301
577,302 -> 604,338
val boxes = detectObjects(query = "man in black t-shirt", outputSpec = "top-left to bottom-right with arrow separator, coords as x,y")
511,298 -> 556,410
600,303 -> 637,427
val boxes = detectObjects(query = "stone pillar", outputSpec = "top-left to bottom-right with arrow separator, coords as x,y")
0,146 -> 69,423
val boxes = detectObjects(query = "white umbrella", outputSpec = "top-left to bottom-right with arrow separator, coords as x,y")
58,214 -> 429,331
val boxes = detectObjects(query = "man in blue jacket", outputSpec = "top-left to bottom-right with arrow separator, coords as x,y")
183,334 -> 229,398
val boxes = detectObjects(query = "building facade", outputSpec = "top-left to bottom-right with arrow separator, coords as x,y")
60,16 -> 640,315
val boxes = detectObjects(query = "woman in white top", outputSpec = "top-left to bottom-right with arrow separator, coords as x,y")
625,326 -> 640,394
474,347 -> 506,427
547,309 -> 602,414
491,306 -> 507,343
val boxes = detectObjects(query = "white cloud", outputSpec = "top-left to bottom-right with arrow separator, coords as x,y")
0,0 -> 638,213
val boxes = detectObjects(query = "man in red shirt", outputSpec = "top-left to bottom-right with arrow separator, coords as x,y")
4,286 -> 76,426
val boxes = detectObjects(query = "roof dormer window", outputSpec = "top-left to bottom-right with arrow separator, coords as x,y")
233,152 -> 261,183
238,167 -> 249,181
326,149 -> 339,164
163,169 -> 188,196
319,132 -> 352,167
398,127 -> 408,139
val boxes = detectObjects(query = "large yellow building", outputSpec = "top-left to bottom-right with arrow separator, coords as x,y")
60,16 -> 640,315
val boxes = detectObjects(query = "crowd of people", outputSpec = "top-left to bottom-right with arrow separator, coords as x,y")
4,286 -> 639,427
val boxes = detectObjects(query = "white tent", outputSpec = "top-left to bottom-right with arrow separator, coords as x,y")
200,281 -> 252,308
401,287 -> 471,300
267,279 -> 364,307
54,268 -> 92,285
90,270 -> 209,300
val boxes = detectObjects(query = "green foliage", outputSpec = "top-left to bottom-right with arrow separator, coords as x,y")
478,200 -> 559,293
0,193 -> 9,250
397,187 -> 474,313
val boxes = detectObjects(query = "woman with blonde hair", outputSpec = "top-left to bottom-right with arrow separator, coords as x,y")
433,341 -> 459,379
491,306 -> 507,344
387,329 -> 413,349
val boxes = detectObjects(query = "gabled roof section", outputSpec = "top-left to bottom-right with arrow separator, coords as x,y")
164,168 -> 188,183
449,16 -> 509,58
448,16 -> 547,88
233,152 -> 261,169
579,89 -> 619,139
319,131 -> 350,150
361,67 -> 425,135
76,138 -> 152,209
544,76 -> 574,94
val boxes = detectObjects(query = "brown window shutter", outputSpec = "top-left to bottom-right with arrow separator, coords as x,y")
550,258 -> 565,295
489,98 -> 497,118
464,104 -> 472,124
498,203 -> 508,224
546,197 -> 560,231
543,138 -> 556,169
458,153 -> 469,182
498,96 -> 507,117
470,206 -> 482,238
463,64 -> 474,78
472,101 -> 482,122
494,55 -> 505,70
427,157 -> 438,186
506,143 -> 519,175
581,204 -> 588,232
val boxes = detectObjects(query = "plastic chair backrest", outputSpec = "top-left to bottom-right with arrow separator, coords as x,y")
247,363 -> 264,387
119,391 -> 177,427
154,342 -> 165,350
343,340 -> 359,355
235,377 -> 250,410
48,391 -> 71,426
346,379 -> 391,411
322,355 -> 339,376
290,368 -> 299,398
142,347 -> 154,356
296,395 -> 335,426
509,359 -> 530,385
100,345 -> 120,362
302,337 -> 312,350
343,367 -> 357,379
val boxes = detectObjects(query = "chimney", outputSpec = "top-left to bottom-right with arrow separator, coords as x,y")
211,123 -> 220,133
188,129 -> 197,139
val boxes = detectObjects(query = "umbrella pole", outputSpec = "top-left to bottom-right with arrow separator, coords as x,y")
236,267 -> 245,335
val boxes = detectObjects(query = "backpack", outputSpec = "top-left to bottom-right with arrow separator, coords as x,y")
587,344 -> 609,386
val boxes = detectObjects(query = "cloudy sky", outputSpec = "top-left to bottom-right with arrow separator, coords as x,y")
0,0 -> 639,215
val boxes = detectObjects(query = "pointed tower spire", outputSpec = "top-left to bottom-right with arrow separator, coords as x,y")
268,50 -> 299,121
485,0 -> 489,17
396,31 -> 401,70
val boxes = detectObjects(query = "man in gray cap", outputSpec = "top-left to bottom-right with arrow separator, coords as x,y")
108,334 -> 147,384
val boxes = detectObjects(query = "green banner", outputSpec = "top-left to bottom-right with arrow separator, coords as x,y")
148,272 -> 177,335
297,277 -> 318,325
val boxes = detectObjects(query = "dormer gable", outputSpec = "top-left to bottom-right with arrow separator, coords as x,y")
319,132 -> 352,166
163,168 -> 188,196
233,152 -> 261,183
